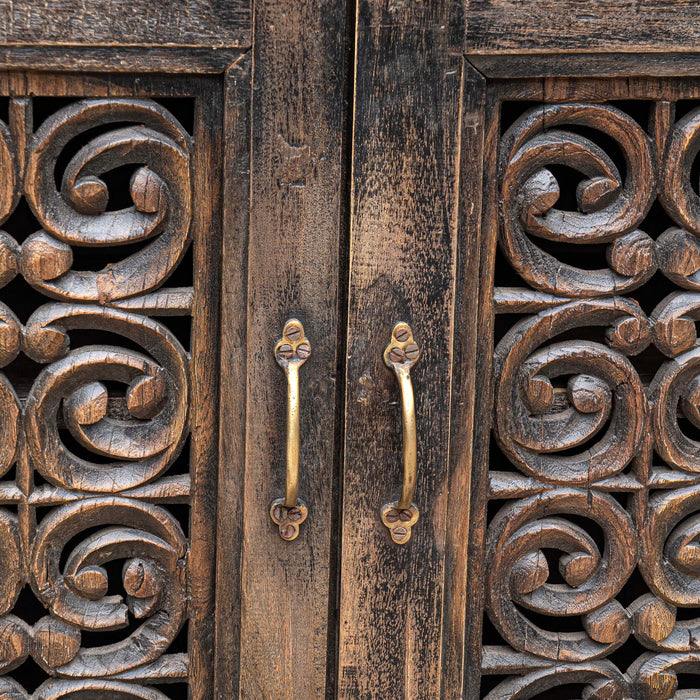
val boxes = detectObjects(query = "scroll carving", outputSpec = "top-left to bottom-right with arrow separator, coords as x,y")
30,498 -> 186,676
22,99 -> 192,303
23,304 -> 188,492
493,298 -> 648,484
0,95 -> 196,695
483,97 -> 700,698
500,103 -> 656,297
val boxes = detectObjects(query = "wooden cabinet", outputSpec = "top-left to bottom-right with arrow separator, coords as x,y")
4,2 -> 700,699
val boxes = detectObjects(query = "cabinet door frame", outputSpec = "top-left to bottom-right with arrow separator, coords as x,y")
0,16 -> 248,697
457,53 -> 700,699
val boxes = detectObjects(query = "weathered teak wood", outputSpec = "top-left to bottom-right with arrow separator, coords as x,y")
214,56 -> 251,699
236,0 -> 348,696
465,0 -> 700,54
337,0 -> 465,696
461,74 -> 700,699
0,73 -> 229,700
0,1 -> 250,48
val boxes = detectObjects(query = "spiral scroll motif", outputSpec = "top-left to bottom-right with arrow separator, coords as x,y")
484,662 -> 630,700
494,298 -> 649,483
30,498 -> 186,677
485,489 -> 635,662
500,103 -> 656,297
22,99 -> 191,303
23,304 -> 188,492
483,98 -> 700,699
0,95 -> 197,694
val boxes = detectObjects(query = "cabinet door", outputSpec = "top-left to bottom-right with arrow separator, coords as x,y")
0,6 -> 250,698
337,0 -> 470,697
339,3 -> 700,700
459,5 -> 700,700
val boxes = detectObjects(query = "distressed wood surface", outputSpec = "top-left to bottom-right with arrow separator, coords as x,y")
0,46 -> 244,74
214,56 -> 251,699
467,89 -> 700,700
337,0 -> 464,696
441,61 -> 486,698
466,0 -> 700,54
237,0 -> 348,696
470,53 -> 700,79
0,0 -> 250,48
188,77 -> 224,700
0,78 -> 221,698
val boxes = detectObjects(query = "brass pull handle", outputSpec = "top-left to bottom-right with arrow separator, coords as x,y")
380,322 -> 420,544
270,319 -> 310,540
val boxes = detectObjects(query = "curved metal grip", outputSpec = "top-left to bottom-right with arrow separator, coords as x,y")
270,319 -> 310,541
380,322 -> 420,544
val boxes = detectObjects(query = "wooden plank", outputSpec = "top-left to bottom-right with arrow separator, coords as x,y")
214,55 -> 251,699
338,1 -> 464,695
0,0 -> 250,48
466,0 -> 700,55
493,75 -> 700,103
238,0 -> 348,695
463,86 -> 500,700
471,53 -> 700,79
0,46 -> 242,73
189,77 -> 225,700
441,60 -> 486,699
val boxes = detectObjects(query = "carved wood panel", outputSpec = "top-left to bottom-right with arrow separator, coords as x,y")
470,88 -> 700,699
0,85 -> 218,699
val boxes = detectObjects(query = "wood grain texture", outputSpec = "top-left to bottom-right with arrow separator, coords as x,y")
238,0 -> 348,696
0,77 -> 224,696
337,0 -> 463,695
470,53 -> 700,79
465,0 -> 700,55
0,46 -> 243,74
188,78 -> 224,700
214,55 -> 250,699
469,92 -> 700,700
0,0 -> 250,48
441,60 -> 485,699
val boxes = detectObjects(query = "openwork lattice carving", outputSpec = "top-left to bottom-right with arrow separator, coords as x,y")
479,98 -> 700,699
0,96 -> 195,697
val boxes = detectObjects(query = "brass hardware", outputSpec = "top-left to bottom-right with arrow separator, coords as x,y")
270,319 -> 310,541
380,322 -> 420,544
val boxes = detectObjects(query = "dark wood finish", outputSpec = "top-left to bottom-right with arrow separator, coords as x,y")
465,0 -> 700,54
236,0 -> 348,696
214,55 -> 251,699
337,0 -> 464,696
470,53 -> 700,79
0,0 -> 250,48
463,84 -> 700,699
0,46 -> 245,74
442,61 -> 486,697
0,77 -> 225,698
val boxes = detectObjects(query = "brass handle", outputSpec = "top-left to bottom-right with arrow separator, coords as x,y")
380,322 -> 420,544
270,319 -> 310,540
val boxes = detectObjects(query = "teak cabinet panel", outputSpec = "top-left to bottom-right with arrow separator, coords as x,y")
6,1 -> 700,700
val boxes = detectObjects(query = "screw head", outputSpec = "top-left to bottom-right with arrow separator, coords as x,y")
389,348 -> 405,363
277,344 -> 293,360
404,343 -> 419,361
285,325 -> 302,341
399,509 -> 413,522
296,343 -> 311,360
273,506 -> 284,521
280,524 -> 296,540
384,509 -> 400,523
394,326 -> 410,342
288,507 -> 302,521
392,526 -> 408,541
